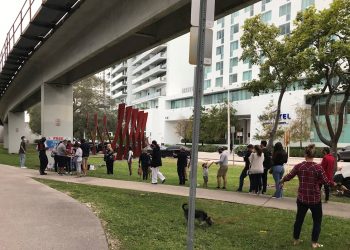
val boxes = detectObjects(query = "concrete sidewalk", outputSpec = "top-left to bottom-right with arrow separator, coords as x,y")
8,164 -> 350,220
0,166 -> 108,250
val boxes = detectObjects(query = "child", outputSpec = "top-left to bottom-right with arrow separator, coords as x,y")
202,161 -> 213,188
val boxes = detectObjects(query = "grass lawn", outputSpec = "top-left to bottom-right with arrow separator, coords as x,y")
1,144 -> 349,203
36,178 -> 350,250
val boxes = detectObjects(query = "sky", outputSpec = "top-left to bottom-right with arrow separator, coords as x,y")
0,0 -> 27,49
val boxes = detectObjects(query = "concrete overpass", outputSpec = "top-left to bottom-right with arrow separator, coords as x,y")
0,0 -> 258,153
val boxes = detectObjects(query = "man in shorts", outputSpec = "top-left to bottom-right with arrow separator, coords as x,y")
215,146 -> 229,189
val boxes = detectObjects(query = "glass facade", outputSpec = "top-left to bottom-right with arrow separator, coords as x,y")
302,0 -> 315,10
229,57 -> 238,73
243,70 -> 252,81
170,89 -> 253,109
279,23 -> 291,35
230,41 -> 239,57
261,10 -> 272,23
229,74 -> 238,84
215,77 -> 223,87
230,24 -> 239,40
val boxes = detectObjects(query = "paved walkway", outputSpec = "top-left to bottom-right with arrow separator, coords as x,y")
0,165 -> 108,250
5,164 -> 350,220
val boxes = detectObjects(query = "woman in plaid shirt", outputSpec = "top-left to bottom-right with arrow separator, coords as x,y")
280,144 -> 332,249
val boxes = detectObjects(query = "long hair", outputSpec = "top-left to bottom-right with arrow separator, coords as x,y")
273,142 -> 284,152
254,145 -> 262,157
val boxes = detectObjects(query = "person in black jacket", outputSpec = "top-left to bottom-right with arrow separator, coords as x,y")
37,137 -> 48,175
271,142 -> 288,198
173,147 -> 189,185
237,144 -> 253,192
261,140 -> 272,194
150,140 -> 166,184
139,149 -> 151,180
104,144 -> 115,175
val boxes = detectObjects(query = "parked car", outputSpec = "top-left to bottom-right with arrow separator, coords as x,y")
338,146 -> 350,162
165,145 -> 191,158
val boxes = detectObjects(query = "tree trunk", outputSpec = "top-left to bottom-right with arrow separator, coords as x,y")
299,140 -> 302,149
267,89 -> 285,150
331,141 -> 338,174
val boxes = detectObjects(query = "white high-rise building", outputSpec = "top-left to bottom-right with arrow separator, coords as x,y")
110,0 -> 350,146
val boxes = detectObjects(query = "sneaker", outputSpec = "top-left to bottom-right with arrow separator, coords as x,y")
162,179 -> 166,184
222,187 -> 226,190
272,196 -> 277,198
216,186 -> 220,189
151,183 -> 157,185
236,189 -> 242,192
20,166 -> 27,169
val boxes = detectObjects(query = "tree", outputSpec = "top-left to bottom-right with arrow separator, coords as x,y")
175,119 -> 192,145
254,100 -> 285,141
189,103 -> 237,144
28,103 -> 41,135
289,106 -> 311,148
240,15 -> 304,150
292,0 -> 350,163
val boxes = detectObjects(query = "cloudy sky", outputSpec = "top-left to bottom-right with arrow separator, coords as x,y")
0,0 -> 27,49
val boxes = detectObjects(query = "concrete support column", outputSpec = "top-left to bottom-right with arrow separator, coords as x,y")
3,123 -> 9,149
41,83 -> 73,139
8,112 -> 26,153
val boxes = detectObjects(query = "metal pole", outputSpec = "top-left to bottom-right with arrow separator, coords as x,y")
187,0 -> 207,249
227,89 -> 230,153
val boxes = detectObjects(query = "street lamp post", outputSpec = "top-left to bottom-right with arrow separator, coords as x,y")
227,89 -> 230,152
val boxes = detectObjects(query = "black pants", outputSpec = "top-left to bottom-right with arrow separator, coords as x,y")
39,153 -> 48,174
320,184 -> 330,201
294,200 -> 322,242
238,166 -> 249,191
262,168 -> 268,193
53,155 -> 58,172
177,166 -> 186,185
250,173 -> 262,193
66,157 -> 71,172
106,160 -> 113,174
142,165 -> 149,180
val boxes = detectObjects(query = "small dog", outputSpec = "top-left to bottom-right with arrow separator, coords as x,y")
182,203 -> 213,226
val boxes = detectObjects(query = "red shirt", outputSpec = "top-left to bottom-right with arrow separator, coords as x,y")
282,161 -> 331,204
321,153 -> 335,184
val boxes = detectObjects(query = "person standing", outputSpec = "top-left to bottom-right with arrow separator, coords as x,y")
261,140 -> 272,194
320,147 -> 335,202
127,146 -> 133,176
37,137 -> 48,175
80,139 -> 90,176
104,144 -> 115,175
150,140 -> 166,184
215,146 -> 229,189
249,145 -> 264,194
56,139 -> 68,175
271,142 -> 288,198
65,140 -> 73,174
173,147 -> 189,185
237,144 -> 253,192
19,136 -> 27,168
74,142 -> 83,177
280,144 -> 333,249
139,148 -> 151,180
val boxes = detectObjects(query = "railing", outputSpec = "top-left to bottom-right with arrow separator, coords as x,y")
0,0 -> 42,71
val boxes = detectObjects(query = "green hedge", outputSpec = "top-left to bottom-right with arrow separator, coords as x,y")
289,147 -> 324,158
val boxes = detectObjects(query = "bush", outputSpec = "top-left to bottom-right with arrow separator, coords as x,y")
289,147 -> 324,158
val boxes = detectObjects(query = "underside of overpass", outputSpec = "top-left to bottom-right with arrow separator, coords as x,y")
0,0 -> 259,123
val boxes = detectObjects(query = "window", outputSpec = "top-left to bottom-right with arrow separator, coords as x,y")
217,18 -> 225,28
229,74 -> 238,84
230,41 -> 239,57
204,66 -> 212,79
261,11 -> 272,23
216,61 -> 223,75
244,5 -> 254,16
279,3 -> 291,17
216,45 -> 224,59
231,11 -> 239,24
204,79 -> 211,90
230,89 -> 252,101
261,0 -> 271,11
243,70 -> 252,81
215,77 -> 223,87
230,24 -> 239,40
279,23 -> 291,35
244,58 -> 252,69
301,0 -> 315,10
216,30 -> 224,43
229,57 -> 238,73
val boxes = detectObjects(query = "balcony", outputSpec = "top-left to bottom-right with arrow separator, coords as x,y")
132,44 -> 167,66
111,81 -> 127,92
132,64 -> 167,85
111,71 -> 127,84
112,89 -> 127,99
132,76 -> 167,94
132,52 -> 167,75
111,62 -> 127,75
132,91 -> 165,105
